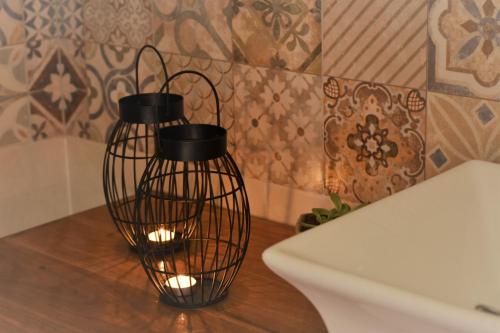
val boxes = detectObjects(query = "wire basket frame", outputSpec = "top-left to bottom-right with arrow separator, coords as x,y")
103,45 -> 187,248
134,70 -> 251,308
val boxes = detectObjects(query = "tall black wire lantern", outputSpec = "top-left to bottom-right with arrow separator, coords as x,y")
103,45 -> 187,248
134,70 -> 251,308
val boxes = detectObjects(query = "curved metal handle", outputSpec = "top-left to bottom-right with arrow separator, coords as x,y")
134,45 -> 173,148
135,45 -> 169,95
159,70 -> 221,127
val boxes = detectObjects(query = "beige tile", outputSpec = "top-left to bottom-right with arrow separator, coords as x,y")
324,77 -> 426,204
426,92 -> 500,178
152,0 -> 232,61
0,44 -> 27,96
323,0 -> 427,89
429,0 -> 500,100
234,64 -> 324,192
0,0 -> 25,46
0,137 -> 70,238
83,0 -> 153,48
232,0 -> 321,74
0,95 -> 30,146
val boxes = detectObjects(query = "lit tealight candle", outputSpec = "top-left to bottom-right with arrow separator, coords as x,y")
148,228 -> 175,242
166,275 -> 197,296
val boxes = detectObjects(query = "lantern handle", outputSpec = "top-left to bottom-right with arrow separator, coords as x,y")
134,45 -> 174,149
135,44 -> 170,95
159,70 -> 221,127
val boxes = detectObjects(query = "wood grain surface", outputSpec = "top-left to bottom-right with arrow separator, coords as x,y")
0,206 -> 327,332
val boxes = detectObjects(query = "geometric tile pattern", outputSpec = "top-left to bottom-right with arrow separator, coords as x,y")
27,39 -> 87,140
426,92 -> 500,178
323,0 -> 427,89
24,0 -> 83,41
232,0 -> 321,74
83,0 -> 153,48
0,0 -> 25,46
233,64 -> 324,192
324,77 -> 426,204
429,0 -> 500,100
152,0 -> 232,61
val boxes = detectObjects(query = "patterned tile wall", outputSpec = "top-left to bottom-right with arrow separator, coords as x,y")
232,0 -> 321,74
234,64 -> 323,192
322,0 -> 427,89
3,0 -> 500,207
324,77 -> 426,204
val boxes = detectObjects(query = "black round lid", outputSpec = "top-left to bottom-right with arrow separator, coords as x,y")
119,93 -> 184,124
158,124 -> 227,161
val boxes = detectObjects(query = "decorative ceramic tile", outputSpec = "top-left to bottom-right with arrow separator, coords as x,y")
152,0 -> 232,61
323,0 -> 427,89
83,0 -> 153,48
0,44 -> 27,96
26,38 -> 58,84
426,92 -> 500,178
152,52 -> 234,135
324,77 -> 426,204
83,42 -> 158,142
29,40 -> 87,126
30,98 -> 64,140
24,0 -> 83,41
429,0 -> 500,100
0,0 -> 25,46
0,95 -> 30,145
232,0 -> 321,74
233,64 -> 323,192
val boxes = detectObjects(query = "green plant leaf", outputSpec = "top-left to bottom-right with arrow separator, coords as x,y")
312,208 -> 330,216
300,222 -> 318,229
327,209 -> 339,220
330,192 -> 342,210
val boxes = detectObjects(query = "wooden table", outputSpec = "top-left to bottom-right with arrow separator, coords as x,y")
0,206 -> 327,332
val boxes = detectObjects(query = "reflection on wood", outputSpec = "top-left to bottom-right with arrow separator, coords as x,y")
0,205 -> 326,332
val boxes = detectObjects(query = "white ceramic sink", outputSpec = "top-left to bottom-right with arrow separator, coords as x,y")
263,160 -> 500,333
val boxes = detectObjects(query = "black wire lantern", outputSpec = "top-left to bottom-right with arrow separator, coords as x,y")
103,45 -> 187,249
134,70 -> 251,308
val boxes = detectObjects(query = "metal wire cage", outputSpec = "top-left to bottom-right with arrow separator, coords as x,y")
134,71 -> 251,308
103,45 -> 187,248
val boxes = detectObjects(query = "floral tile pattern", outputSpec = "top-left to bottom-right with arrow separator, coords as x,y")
152,0 -> 232,61
83,0 -> 153,48
233,64 -> 323,192
232,0 -> 321,74
324,77 -> 426,204
426,92 -> 500,177
81,42 -> 158,142
323,0 -> 427,89
0,0 -> 25,46
429,0 -> 500,100
24,0 -> 83,41
0,44 -> 27,96
0,95 -> 30,145
29,40 -> 87,130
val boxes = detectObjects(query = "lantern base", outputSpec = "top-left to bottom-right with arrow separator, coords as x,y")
158,279 -> 229,308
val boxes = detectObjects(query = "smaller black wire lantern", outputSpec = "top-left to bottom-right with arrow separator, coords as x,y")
134,70 -> 251,308
103,45 -> 187,249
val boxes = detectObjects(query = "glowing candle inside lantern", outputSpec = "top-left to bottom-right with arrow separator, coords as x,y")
148,228 -> 175,242
166,275 -> 197,296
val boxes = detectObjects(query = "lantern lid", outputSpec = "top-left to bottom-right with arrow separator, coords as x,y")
119,93 -> 184,124
157,124 -> 227,161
